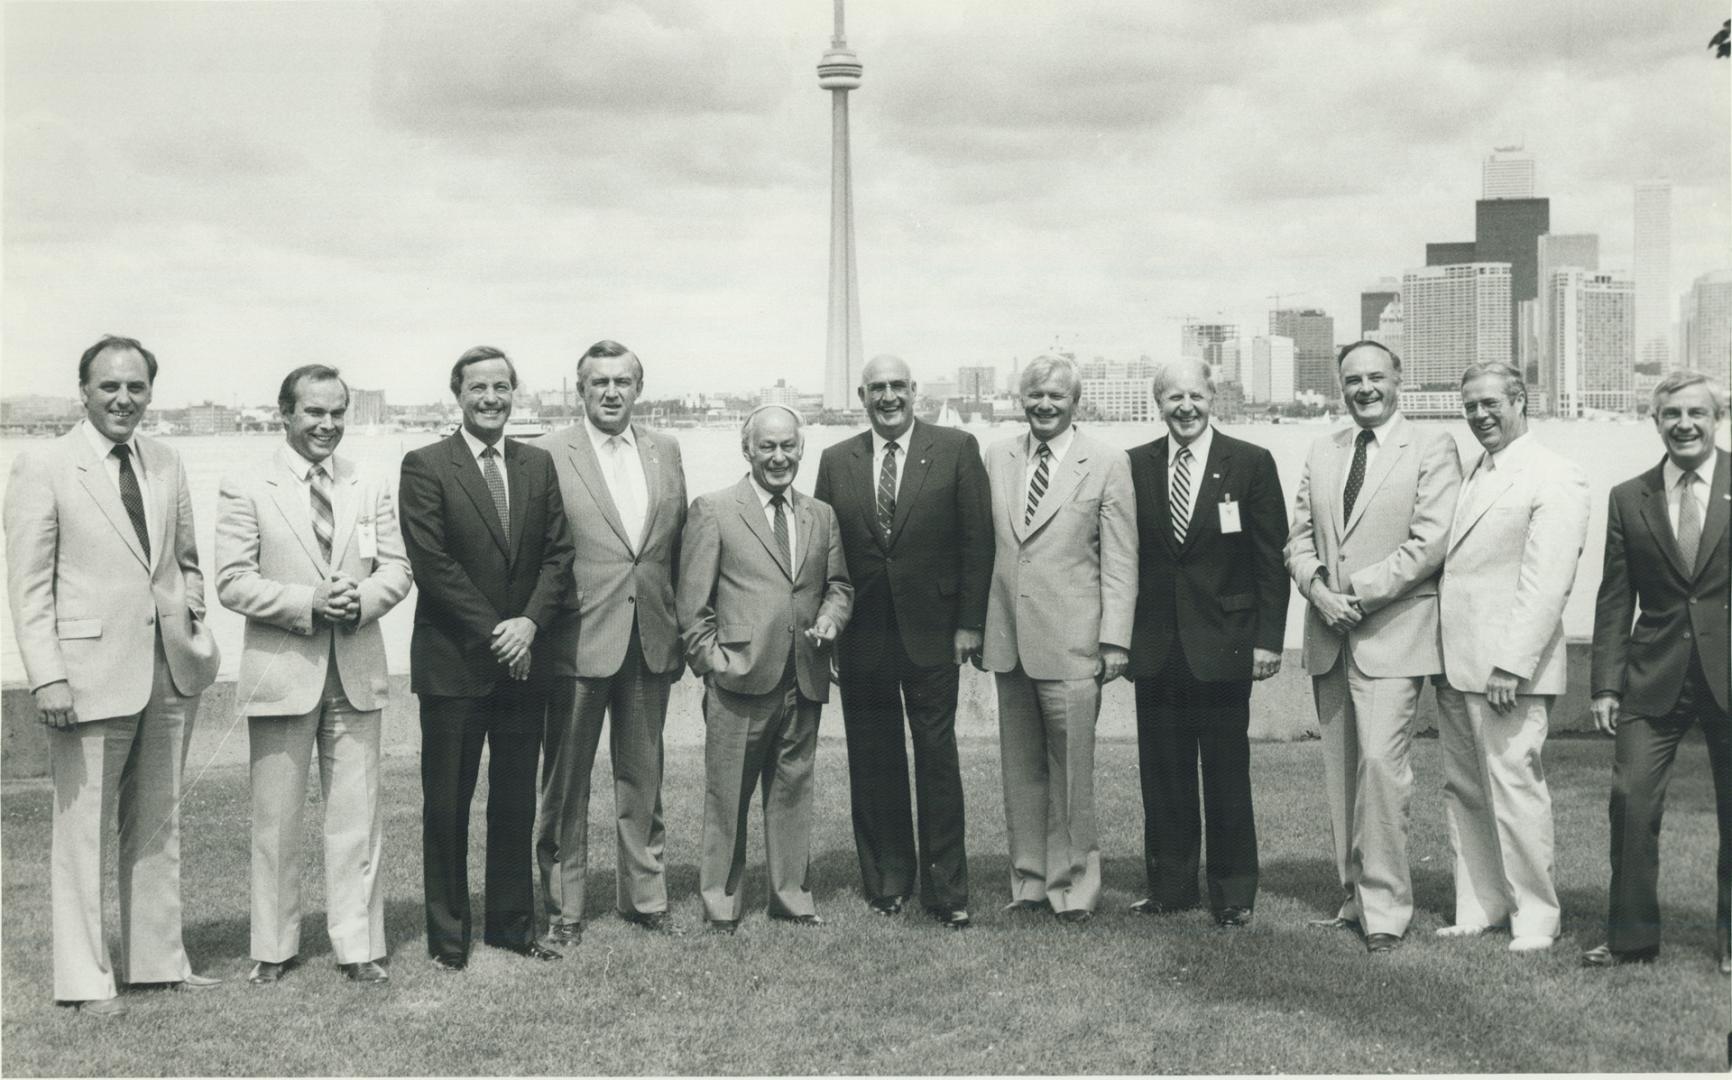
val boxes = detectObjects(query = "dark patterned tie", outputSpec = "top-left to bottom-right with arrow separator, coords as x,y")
1676,470 -> 1701,570
112,444 -> 151,561
1171,446 -> 1193,545
1025,441 -> 1051,526
877,440 -> 899,536
480,446 -> 509,543
1342,428 -> 1373,521
309,462 -> 334,563
770,493 -> 791,567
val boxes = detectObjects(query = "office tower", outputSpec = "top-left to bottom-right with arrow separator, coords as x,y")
1361,278 -> 1400,337
956,364 -> 998,399
1680,270 -> 1732,386
760,379 -> 803,409
1402,263 -> 1512,388
1550,269 -> 1635,416
1536,233 -> 1600,396
1250,335 -> 1295,404
1427,241 -> 1478,266
1483,147 -> 1537,199
1633,180 -> 1673,380
819,0 -> 865,411
1476,197 -> 1550,360
1368,297 -> 1404,360
1268,309 -> 1335,398
1216,338 -> 1243,385
1181,322 -> 1239,384
1078,358 -> 1158,421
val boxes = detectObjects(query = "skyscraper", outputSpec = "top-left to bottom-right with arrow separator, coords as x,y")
1633,180 -> 1673,382
1250,335 -> 1295,404
819,0 -> 864,412
1482,147 -> 1536,199
1360,278 -> 1400,337
1181,322 -> 1239,383
1475,197 -> 1549,361
1535,233 -> 1600,400
1268,309 -> 1335,398
1402,263 -> 1512,388
1549,269 -> 1635,416
1427,241 -> 1478,266
1368,297 -> 1404,361
1680,269 -> 1732,387
955,364 -> 998,399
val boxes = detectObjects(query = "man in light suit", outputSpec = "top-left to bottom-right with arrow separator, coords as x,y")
981,355 -> 1137,923
399,346 -> 575,969
215,364 -> 413,986
4,335 -> 223,1016
676,405 -> 852,933
1435,362 -> 1589,953
536,340 -> 687,944
1285,340 -> 1461,953
1583,370 -> 1731,973
814,354 -> 993,929
1125,358 -> 1288,928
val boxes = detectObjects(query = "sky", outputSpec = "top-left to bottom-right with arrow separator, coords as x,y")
4,0 -> 1729,407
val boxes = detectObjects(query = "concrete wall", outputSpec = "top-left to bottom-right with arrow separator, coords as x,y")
1,642 -> 1603,782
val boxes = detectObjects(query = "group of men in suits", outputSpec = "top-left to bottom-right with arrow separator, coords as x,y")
7,333 -> 1728,1018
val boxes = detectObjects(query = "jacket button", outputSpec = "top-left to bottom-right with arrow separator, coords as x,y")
1683,631 -> 1692,640
627,596 -> 636,605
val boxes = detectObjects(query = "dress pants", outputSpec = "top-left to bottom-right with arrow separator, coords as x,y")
838,631 -> 969,912
995,668 -> 1101,914
1312,649 -> 1421,936
48,638 -> 198,1002
698,655 -> 820,923
249,660 -> 385,965
1134,652 -> 1257,913
420,680 -> 543,960
537,623 -> 672,928
1437,685 -> 1559,938
1605,654 -> 1732,958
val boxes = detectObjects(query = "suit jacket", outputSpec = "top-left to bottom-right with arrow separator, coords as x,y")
981,429 -> 1138,681
538,422 -> 687,678
4,425 -> 220,721
1439,436 -> 1590,696
1591,447 -> 1731,717
1125,429 -> 1288,683
215,445 -> 413,716
1285,413 -> 1462,678
812,420 -> 994,674
675,477 -> 853,701
398,433 -> 574,700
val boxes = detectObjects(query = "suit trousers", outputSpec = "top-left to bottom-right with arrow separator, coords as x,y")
1313,649 -> 1420,936
699,657 -> 820,922
1605,653 -> 1732,958
537,621 -> 672,927
249,659 -> 385,965
837,632 -> 969,911
995,668 -> 1101,914
48,637 -> 198,1001
1134,654 -> 1258,913
1436,686 -> 1560,937
419,682 -> 543,959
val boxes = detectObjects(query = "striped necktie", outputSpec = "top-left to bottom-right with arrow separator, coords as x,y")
309,461 -> 334,563
771,493 -> 791,567
112,444 -> 151,560
1025,441 -> 1051,526
877,440 -> 899,536
481,446 -> 509,542
1676,470 -> 1702,570
1171,446 -> 1193,545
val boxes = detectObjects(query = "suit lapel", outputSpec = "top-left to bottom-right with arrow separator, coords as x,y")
73,434 -> 151,570
1181,434 -> 1230,553
1344,420 -> 1408,537
504,439 -> 530,565
1637,465 -> 1690,581
734,478 -> 791,580
1024,439 -> 1087,538
635,424 -> 662,550
1449,454 -> 1516,553
139,437 -> 175,574
267,453 -> 327,572
1689,450 -> 1730,579
565,426 -> 632,551
843,431 -> 882,551
448,435 -> 510,559
1004,438 -> 1032,542
329,455 -> 360,566
887,422 -> 934,549
794,492 -> 816,578
1145,439 -> 1177,556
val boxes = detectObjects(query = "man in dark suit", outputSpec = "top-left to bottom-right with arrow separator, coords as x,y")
813,354 -> 993,929
398,346 -> 574,969
1125,357 -> 1288,927
1583,370 -> 1730,974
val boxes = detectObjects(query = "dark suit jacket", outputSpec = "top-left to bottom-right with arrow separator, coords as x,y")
399,434 -> 575,704
813,421 -> 993,674
1591,448 -> 1730,717
1125,429 -> 1289,683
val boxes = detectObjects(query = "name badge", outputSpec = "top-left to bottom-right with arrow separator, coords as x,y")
357,519 -> 378,560
1218,498 -> 1242,534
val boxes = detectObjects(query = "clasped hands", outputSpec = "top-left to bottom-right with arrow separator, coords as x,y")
312,572 -> 362,626
1311,584 -> 1364,633
492,616 -> 537,681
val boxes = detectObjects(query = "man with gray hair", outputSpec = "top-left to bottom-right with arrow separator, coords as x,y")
981,355 -> 1137,923
1434,362 -> 1589,953
677,405 -> 853,933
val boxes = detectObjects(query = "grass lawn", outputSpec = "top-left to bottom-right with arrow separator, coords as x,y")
2,731 -> 1727,1075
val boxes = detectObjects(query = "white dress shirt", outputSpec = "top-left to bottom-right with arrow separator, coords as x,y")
1341,414 -> 1396,504
872,426 -> 912,500
585,417 -> 648,549
1167,423 -> 1215,525
81,419 -> 155,543
1662,456 -> 1713,536
459,425 -> 508,515
1024,425 -> 1076,489
750,476 -> 798,572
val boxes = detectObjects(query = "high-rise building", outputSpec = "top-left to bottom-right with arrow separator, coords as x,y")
1360,278 -> 1400,337
1181,322 -> 1239,385
1535,233 -> 1600,396
955,364 -> 997,399
1216,338 -> 1243,385
1549,269 -> 1635,416
1680,270 -> 1732,387
1482,146 -> 1536,199
1078,358 -> 1158,421
1401,263 -> 1512,388
759,379 -> 802,410
819,2 -> 865,411
1249,335 -> 1295,404
1268,309 -> 1334,398
1427,241 -> 1478,266
1368,297 -> 1404,361
1633,180 -> 1673,382
348,388 -> 387,427
1475,197 -> 1549,361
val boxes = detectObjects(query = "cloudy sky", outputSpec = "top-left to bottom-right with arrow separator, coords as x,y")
4,0 -> 1728,407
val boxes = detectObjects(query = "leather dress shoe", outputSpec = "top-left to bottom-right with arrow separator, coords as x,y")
1003,898 -> 1051,914
1580,943 -> 1656,968
1365,933 -> 1402,954
429,954 -> 467,972
248,958 -> 297,985
1129,898 -> 1190,916
1055,909 -> 1092,925
707,919 -> 739,936
1214,906 -> 1253,928
868,896 -> 905,916
127,972 -> 225,992
768,912 -> 824,927
929,908 -> 971,930
622,911 -> 686,936
498,941 -> 563,961
544,922 -> 582,947
73,996 -> 128,1018
1308,915 -> 1362,932
340,960 -> 390,986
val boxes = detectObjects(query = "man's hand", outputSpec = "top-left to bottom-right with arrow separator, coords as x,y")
1485,667 -> 1521,714
1311,586 -> 1363,633
33,681 -> 77,729
805,614 -> 840,646
313,574 -> 359,623
1252,648 -> 1282,681
491,616 -> 537,666
1097,645 -> 1129,683
508,652 -> 532,682
953,627 -> 984,667
1591,692 -> 1620,736
329,572 -> 362,624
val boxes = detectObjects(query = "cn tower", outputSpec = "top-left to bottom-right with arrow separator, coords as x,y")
818,0 -> 864,412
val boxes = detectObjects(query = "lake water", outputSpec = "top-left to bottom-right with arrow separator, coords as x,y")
2,417 -> 1724,683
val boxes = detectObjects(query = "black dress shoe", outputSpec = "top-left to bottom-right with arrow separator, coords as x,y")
429,954 -> 467,972
340,960 -> 390,986
544,922 -> 583,947
1308,915 -> 1362,932
1214,906 -> 1253,928
1580,943 -> 1657,968
1003,898 -> 1051,914
1365,932 -> 1402,954
1055,909 -> 1092,925
707,919 -> 739,936
247,958 -> 296,985
1129,898 -> 1191,916
622,911 -> 687,936
498,941 -> 563,961
127,972 -> 225,992
929,908 -> 971,930
868,896 -> 905,916
768,912 -> 824,927
71,996 -> 127,1019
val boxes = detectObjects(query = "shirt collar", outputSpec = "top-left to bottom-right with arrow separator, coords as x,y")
81,418 -> 140,464
1353,411 -> 1403,447
1167,423 -> 1214,466
749,476 -> 793,509
583,416 -> 636,453
459,425 -> 505,462
278,443 -> 335,481
872,423 -> 914,456
1028,425 -> 1076,462
1663,455 -> 1707,490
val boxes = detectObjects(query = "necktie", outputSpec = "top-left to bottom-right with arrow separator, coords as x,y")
770,493 -> 791,567
309,462 -> 334,563
1342,429 -> 1373,521
1171,446 -> 1193,545
877,440 -> 899,536
480,446 -> 509,543
1676,470 -> 1702,570
112,444 -> 151,561
607,435 -> 644,549
1025,442 -> 1051,526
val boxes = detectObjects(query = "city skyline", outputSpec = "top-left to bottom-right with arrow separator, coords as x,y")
3,1 -> 1728,407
